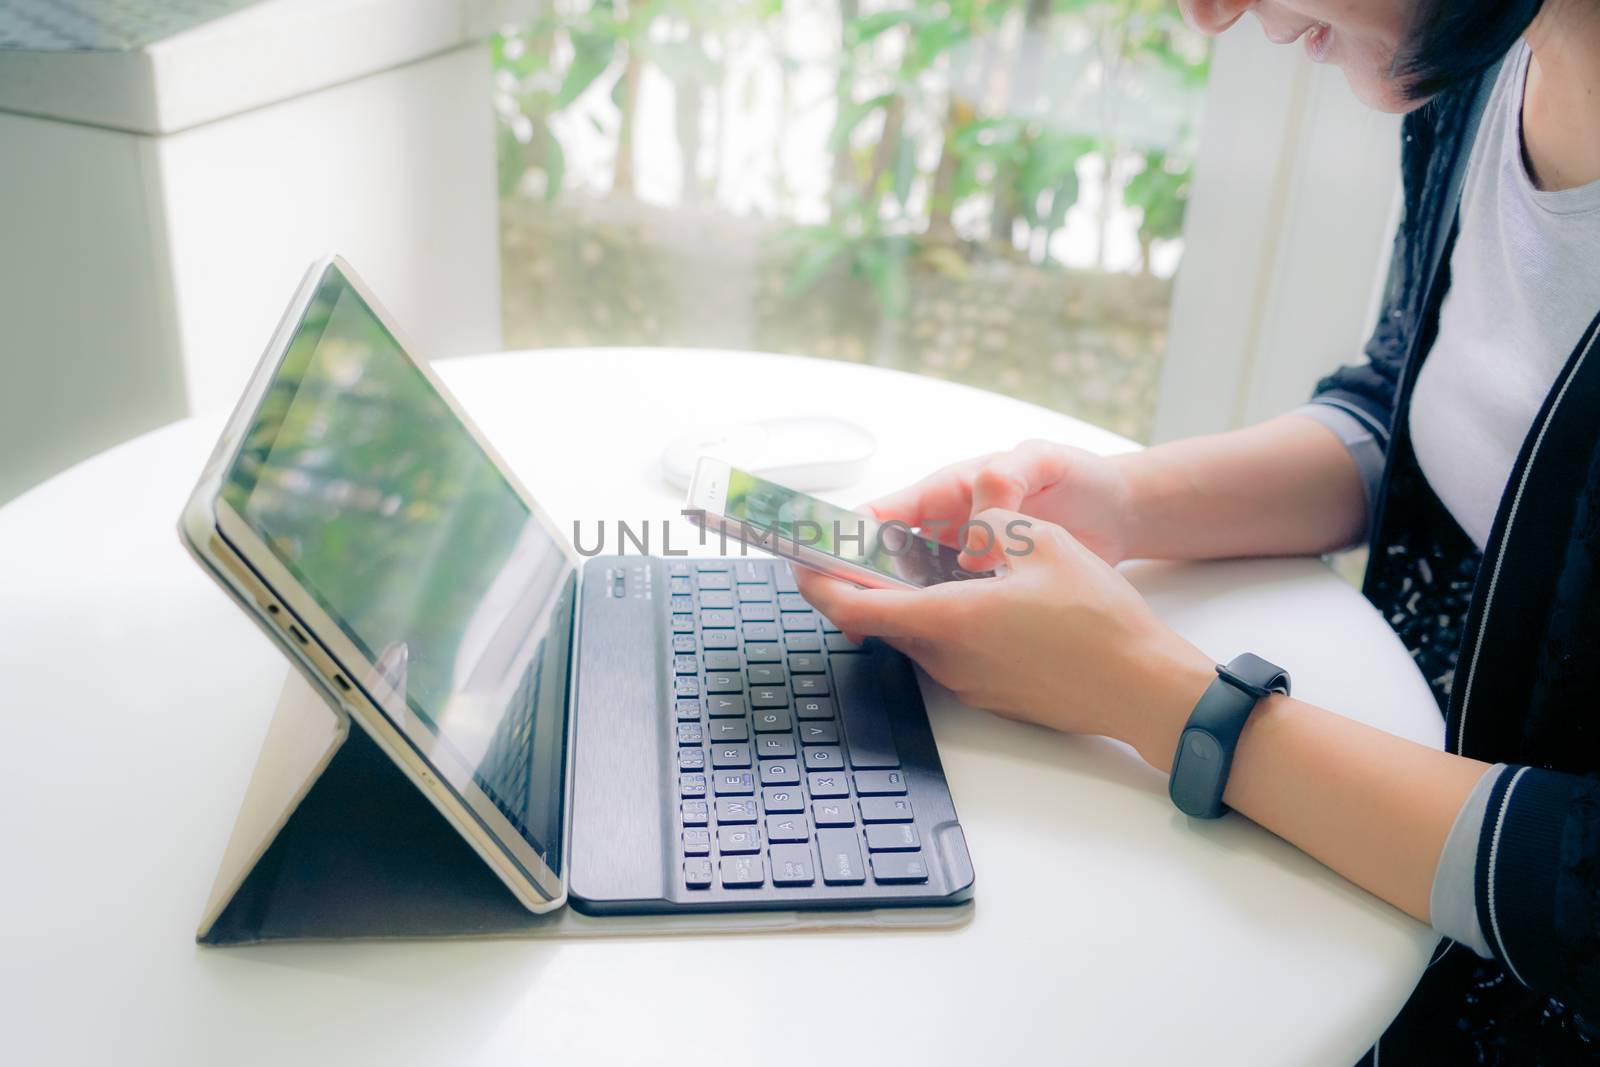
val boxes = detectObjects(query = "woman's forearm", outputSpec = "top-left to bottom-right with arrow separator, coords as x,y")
1131,691 -> 1490,922
1117,415 -> 1370,562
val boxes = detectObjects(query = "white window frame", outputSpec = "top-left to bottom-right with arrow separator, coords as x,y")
1152,27 -> 1403,442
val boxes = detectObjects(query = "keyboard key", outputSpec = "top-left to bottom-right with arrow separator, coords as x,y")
770,843 -> 816,886
678,748 -> 705,770
672,634 -> 697,654
699,610 -> 737,629
756,735 -> 797,759
682,800 -> 709,826
721,854 -> 764,888
792,675 -> 830,697
775,567 -> 799,594
698,572 -> 732,590
716,797 -> 759,823
684,857 -> 713,888
871,852 -> 929,884
669,561 -> 692,576
759,761 -> 800,786
865,824 -> 920,852
800,722 -> 839,745
766,815 -> 808,843
701,630 -> 739,650
784,632 -> 822,653
763,787 -> 804,813
826,634 -> 864,653
680,773 -> 707,798
670,595 -> 694,614
704,672 -> 743,694
674,699 -> 701,722
820,616 -> 843,634
669,577 -> 692,595
750,686 -> 788,708
854,770 -> 908,796
807,772 -> 848,798
718,826 -> 762,854
702,650 -> 740,671
682,828 -> 711,855
743,622 -> 780,642
739,602 -> 777,622
747,664 -> 786,687
803,746 -> 844,771
787,653 -> 825,674
709,719 -> 750,743
736,560 -> 770,584
782,613 -> 817,632
752,708 -> 793,732
813,801 -> 854,827
795,698 -> 835,720
707,671 -> 742,697
859,797 -> 915,823
738,585 -> 774,604
778,594 -> 811,612
831,655 -> 899,768
671,614 -> 695,633
696,560 -> 731,572
697,590 -> 735,609
712,744 -> 752,769
705,695 -> 747,718
674,677 -> 701,697
744,642 -> 783,663
677,723 -> 704,746
817,829 -> 866,884
673,654 -> 699,675
714,771 -> 756,795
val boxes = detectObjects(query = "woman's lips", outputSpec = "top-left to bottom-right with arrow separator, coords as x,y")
1304,22 -> 1332,63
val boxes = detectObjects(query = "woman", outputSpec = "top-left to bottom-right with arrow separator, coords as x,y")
795,0 -> 1600,1061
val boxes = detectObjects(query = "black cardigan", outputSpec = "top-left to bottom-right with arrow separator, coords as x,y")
1311,62 -> 1600,1034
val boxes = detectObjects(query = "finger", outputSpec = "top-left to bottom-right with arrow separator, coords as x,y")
967,440 -> 1072,522
864,459 -> 988,545
959,507 -> 1064,572
791,566 -> 934,640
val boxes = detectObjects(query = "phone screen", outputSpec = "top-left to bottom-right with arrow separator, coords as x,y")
717,467 -> 984,588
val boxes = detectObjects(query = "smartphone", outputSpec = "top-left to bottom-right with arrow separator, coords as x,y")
686,458 -> 989,589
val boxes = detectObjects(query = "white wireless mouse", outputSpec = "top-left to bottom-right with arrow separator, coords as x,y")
661,417 -> 876,493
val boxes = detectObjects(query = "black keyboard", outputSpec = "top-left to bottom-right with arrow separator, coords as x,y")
666,557 -> 934,893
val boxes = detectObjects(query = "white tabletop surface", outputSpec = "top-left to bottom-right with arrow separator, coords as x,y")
0,348 -> 1442,1066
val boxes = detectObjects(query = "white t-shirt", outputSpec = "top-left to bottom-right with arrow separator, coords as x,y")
1408,42 -> 1600,550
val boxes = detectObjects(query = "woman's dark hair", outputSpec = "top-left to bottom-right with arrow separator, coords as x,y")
1399,0 -> 1546,101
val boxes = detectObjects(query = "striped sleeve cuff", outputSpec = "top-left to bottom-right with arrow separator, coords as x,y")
1290,402 -> 1386,521
1429,763 -> 1506,957
1475,766 -> 1588,990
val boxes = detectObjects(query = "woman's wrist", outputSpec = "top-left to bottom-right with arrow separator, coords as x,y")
1109,449 -> 1179,563
1122,643 -> 1216,773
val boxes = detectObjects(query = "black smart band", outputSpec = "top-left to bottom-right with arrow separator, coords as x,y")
1168,653 -> 1291,819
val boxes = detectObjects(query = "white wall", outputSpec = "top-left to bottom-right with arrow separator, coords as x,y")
0,43 -> 503,504
1153,28 -> 1402,441
0,113 -> 187,505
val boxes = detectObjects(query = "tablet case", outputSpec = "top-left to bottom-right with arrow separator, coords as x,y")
198,667 -> 974,944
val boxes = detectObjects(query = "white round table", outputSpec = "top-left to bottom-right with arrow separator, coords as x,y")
0,349 -> 1441,1066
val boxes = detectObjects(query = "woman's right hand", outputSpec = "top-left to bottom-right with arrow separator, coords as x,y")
867,439 -> 1137,567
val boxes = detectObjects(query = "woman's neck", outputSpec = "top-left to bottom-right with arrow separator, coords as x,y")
1522,0 -> 1600,191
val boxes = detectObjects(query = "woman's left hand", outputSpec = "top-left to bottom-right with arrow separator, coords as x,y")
792,508 -> 1216,769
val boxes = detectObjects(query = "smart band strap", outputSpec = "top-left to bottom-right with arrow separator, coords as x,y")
1168,653 -> 1291,819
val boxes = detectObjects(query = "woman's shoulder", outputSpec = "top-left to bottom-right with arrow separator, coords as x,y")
1397,58 -> 1509,216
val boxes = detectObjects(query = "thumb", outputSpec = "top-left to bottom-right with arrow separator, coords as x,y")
957,507 -> 1052,572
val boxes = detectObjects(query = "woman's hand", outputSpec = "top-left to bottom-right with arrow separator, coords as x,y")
866,439 -> 1137,567
793,508 -> 1215,767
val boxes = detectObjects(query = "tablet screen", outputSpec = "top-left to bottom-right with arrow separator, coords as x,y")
221,265 -> 574,870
